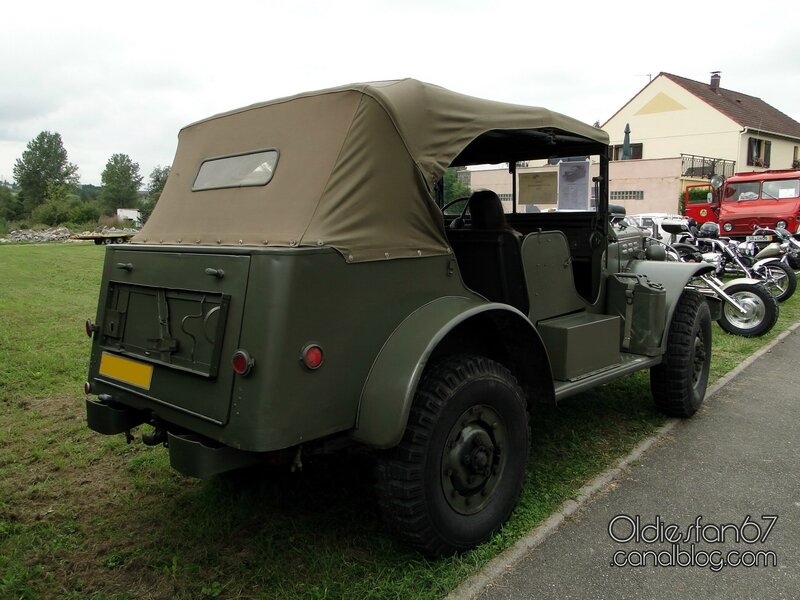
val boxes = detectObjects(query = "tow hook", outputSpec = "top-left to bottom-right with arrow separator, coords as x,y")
142,427 -> 168,447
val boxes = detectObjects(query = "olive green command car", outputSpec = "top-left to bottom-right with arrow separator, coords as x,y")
84,79 -> 717,557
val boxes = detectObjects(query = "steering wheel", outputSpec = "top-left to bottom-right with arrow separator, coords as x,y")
441,196 -> 470,229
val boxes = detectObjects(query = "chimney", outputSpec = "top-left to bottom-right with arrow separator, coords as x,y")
710,71 -> 721,93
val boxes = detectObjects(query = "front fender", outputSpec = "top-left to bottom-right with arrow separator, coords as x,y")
353,297 -> 540,449
722,277 -> 763,291
626,260 -> 715,351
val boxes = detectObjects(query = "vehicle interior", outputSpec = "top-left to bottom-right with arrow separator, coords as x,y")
438,129 -> 609,324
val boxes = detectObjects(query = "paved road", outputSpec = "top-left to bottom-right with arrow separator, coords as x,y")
466,329 -> 800,600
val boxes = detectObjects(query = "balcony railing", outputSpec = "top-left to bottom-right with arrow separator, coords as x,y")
681,154 -> 736,179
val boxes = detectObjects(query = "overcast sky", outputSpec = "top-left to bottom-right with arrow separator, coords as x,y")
2,0 -> 799,186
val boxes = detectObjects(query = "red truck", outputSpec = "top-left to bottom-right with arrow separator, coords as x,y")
684,169 -> 800,236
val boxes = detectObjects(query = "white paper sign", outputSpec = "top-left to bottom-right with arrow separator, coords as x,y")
557,161 -> 591,210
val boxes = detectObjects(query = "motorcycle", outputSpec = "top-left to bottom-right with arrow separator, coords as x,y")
671,221 -> 796,303
740,225 -> 800,271
657,220 -> 779,337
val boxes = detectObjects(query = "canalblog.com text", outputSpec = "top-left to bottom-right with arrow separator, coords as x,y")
607,514 -> 779,572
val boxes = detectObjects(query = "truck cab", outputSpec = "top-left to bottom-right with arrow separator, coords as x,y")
686,170 -> 800,236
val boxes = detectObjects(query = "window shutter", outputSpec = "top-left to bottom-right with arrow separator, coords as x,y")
764,141 -> 772,167
747,138 -> 758,166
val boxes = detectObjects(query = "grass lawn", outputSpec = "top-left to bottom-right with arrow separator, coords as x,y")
1,243 -> 798,600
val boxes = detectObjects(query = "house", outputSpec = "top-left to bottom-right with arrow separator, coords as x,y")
469,72 -> 800,215
604,72 -> 800,176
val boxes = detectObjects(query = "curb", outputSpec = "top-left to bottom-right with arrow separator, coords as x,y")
446,321 -> 800,600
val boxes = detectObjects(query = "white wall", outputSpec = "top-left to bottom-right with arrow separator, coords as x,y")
603,76 -> 740,162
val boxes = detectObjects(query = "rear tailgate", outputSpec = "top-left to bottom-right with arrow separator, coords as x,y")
90,248 -> 250,425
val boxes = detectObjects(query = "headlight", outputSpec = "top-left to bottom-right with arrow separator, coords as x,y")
776,220 -> 788,229
723,222 -> 733,232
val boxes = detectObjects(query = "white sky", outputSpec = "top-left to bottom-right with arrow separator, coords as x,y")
2,0 -> 798,186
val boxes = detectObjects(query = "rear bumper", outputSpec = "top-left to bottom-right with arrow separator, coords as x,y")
167,432 -> 263,478
86,397 -> 264,478
86,397 -> 148,434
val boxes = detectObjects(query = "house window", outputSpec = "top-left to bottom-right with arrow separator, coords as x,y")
746,138 -> 771,168
610,144 -> 643,160
610,190 -> 644,201
793,146 -> 799,169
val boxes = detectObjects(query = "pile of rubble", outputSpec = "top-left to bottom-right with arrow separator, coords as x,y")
0,226 -> 138,244
0,227 -> 73,244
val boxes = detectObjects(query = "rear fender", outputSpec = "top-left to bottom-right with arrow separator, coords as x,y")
753,256 -> 783,270
354,297 -> 550,448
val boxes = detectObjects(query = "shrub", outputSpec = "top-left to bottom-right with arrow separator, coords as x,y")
30,197 -> 101,227
68,202 -> 100,224
31,198 -> 71,226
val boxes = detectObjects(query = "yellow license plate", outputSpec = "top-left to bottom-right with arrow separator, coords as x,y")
98,352 -> 154,390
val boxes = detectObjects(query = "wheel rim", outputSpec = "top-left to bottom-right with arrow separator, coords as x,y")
761,266 -> 787,297
723,291 -> 766,329
441,404 -> 506,515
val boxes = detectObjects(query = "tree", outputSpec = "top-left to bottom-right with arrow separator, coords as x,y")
13,131 -> 79,214
139,165 -> 170,224
78,184 -> 102,203
0,186 -> 24,221
100,153 -> 143,213
442,167 -> 471,213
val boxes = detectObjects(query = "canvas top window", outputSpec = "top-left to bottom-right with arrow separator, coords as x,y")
193,149 -> 279,191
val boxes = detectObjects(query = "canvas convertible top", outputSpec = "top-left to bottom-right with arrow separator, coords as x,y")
136,79 -> 609,261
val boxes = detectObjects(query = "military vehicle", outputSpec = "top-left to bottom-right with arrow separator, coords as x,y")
83,79 -> 716,557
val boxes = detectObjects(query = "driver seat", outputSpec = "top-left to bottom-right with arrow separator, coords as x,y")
468,190 -> 509,230
446,190 -> 528,312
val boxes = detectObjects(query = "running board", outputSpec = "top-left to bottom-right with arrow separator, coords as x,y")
553,353 -> 662,402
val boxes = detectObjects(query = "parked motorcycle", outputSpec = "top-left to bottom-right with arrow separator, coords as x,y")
671,221 -> 796,303
740,225 -> 800,271
657,220 -> 779,337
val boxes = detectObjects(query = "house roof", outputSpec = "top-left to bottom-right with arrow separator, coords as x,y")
662,72 -> 800,139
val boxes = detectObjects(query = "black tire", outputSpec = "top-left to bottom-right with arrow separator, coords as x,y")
650,291 -> 712,418
103,237 -> 113,245
755,261 -> 796,303
375,355 -> 529,557
717,282 -> 779,338
114,237 -> 125,244
93,238 -> 103,245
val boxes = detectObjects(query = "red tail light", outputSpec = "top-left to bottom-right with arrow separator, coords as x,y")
85,319 -> 96,337
301,344 -> 324,370
232,349 -> 255,376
